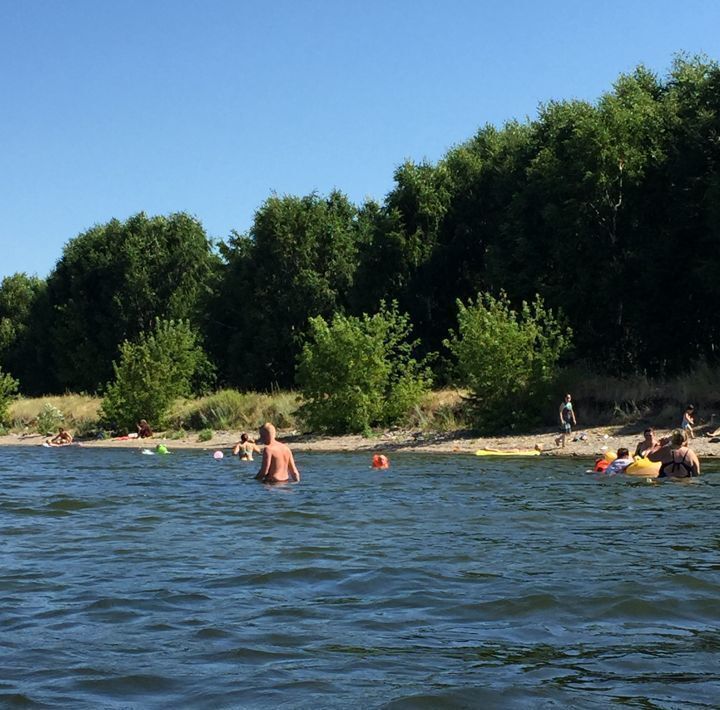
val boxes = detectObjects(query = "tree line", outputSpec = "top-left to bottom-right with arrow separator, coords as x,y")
1,56 -> 719,419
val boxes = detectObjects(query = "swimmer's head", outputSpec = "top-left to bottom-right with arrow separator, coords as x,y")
617,447 -> 629,458
240,432 -> 248,443
259,422 -> 276,444
670,428 -> 687,447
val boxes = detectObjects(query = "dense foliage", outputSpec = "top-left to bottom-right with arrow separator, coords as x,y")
297,302 -> 433,434
2,56 -> 720,432
0,368 -> 19,426
445,293 -> 571,429
43,213 -> 217,393
100,319 -> 215,430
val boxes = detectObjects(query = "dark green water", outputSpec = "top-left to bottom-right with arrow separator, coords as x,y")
1,446 -> 719,708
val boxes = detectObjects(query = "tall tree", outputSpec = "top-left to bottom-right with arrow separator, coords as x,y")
45,212 -> 218,392
212,191 -> 362,389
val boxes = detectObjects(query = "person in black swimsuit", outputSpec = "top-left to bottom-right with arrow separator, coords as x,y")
647,429 -> 700,478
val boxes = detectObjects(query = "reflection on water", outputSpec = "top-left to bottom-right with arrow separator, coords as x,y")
1,447 -> 719,708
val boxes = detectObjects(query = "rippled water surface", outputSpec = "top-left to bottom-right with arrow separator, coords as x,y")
2,446 -> 720,708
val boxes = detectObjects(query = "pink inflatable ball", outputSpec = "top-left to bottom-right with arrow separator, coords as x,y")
213,450 -> 224,460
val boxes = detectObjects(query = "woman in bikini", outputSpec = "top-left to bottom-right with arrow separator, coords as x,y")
232,432 -> 262,461
646,428 -> 700,479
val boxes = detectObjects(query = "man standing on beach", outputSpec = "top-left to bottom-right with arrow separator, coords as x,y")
555,393 -> 577,448
255,422 -> 301,484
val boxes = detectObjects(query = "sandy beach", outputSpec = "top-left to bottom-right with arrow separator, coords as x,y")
3,425 -> 720,458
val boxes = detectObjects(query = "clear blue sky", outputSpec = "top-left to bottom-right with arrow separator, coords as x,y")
1,0 -> 719,280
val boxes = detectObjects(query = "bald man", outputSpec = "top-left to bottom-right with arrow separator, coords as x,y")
255,422 -> 301,484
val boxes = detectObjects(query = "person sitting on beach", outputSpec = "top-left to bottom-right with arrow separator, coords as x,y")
555,394 -> 577,448
232,432 -> 261,461
255,422 -> 300,484
634,428 -> 658,458
49,427 -> 73,445
603,447 -> 634,476
137,419 -> 153,438
681,404 -> 695,439
646,428 -> 700,479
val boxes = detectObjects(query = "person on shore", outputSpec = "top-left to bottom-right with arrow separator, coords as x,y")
646,428 -> 700,479
555,394 -> 577,448
48,427 -> 73,445
634,428 -> 658,458
255,422 -> 300,484
137,419 -> 153,438
233,432 -> 261,461
603,447 -> 634,476
681,404 -> 695,439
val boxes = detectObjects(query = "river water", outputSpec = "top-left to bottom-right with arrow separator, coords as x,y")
1,446 -> 719,708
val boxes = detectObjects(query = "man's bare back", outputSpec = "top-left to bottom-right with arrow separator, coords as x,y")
255,422 -> 300,484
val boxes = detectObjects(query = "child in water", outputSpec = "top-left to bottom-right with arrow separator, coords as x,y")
603,447 -> 634,476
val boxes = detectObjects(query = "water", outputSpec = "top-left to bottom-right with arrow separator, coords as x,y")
1,446 -> 719,709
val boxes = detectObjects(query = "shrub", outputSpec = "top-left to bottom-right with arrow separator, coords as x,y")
0,368 -> 19,426
198,428 -> 213,442
445,292 -> 571,431
37,403 -> 64,435
100,318 -> 215,430
296,301 -> 434,434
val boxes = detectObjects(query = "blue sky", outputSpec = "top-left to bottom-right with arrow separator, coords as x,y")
1,0 -> 719,280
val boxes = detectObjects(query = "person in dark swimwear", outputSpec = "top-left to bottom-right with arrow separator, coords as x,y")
634,428 -> 658,458
646,428 -> 700,479
555,394 -> 577,448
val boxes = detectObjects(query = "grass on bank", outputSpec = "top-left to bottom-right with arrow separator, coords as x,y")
6,364 -> 720,437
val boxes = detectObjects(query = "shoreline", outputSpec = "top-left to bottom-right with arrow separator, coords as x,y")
3,425 -> 720,458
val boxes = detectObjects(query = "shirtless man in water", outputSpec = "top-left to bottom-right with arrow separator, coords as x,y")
254,422 -> 300,484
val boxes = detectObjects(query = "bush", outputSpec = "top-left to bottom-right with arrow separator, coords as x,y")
296,302 -> 434,434
445,292 -> 571,431
0,368 -> 19,426
37,403 -> 64,435
198,428 -> 213,442
100,318 -> 215,430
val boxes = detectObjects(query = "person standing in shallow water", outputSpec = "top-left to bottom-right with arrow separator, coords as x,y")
555,393 -> 577,448
232,432 -> 261,461
255,422 -> 300,484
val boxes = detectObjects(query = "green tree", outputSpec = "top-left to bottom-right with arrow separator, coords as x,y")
445,292 -> 571,430
100,319 -> 215,430
0,274 -> 48,393
0,368 -> 19,426
212,191 -> 363,389
45,212 -> 218,392
296,302 -> 433,434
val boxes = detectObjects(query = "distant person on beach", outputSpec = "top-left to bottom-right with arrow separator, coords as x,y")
48,427 -> 73,445
603,447 -> 634,476
255,422 -> 300,484
681,404 -> 695,439
555,394 -> 577,448
233,432 -> 261,461
137,419 -> 153,438
647,428 -> 700,479
634,428 -> 658,458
